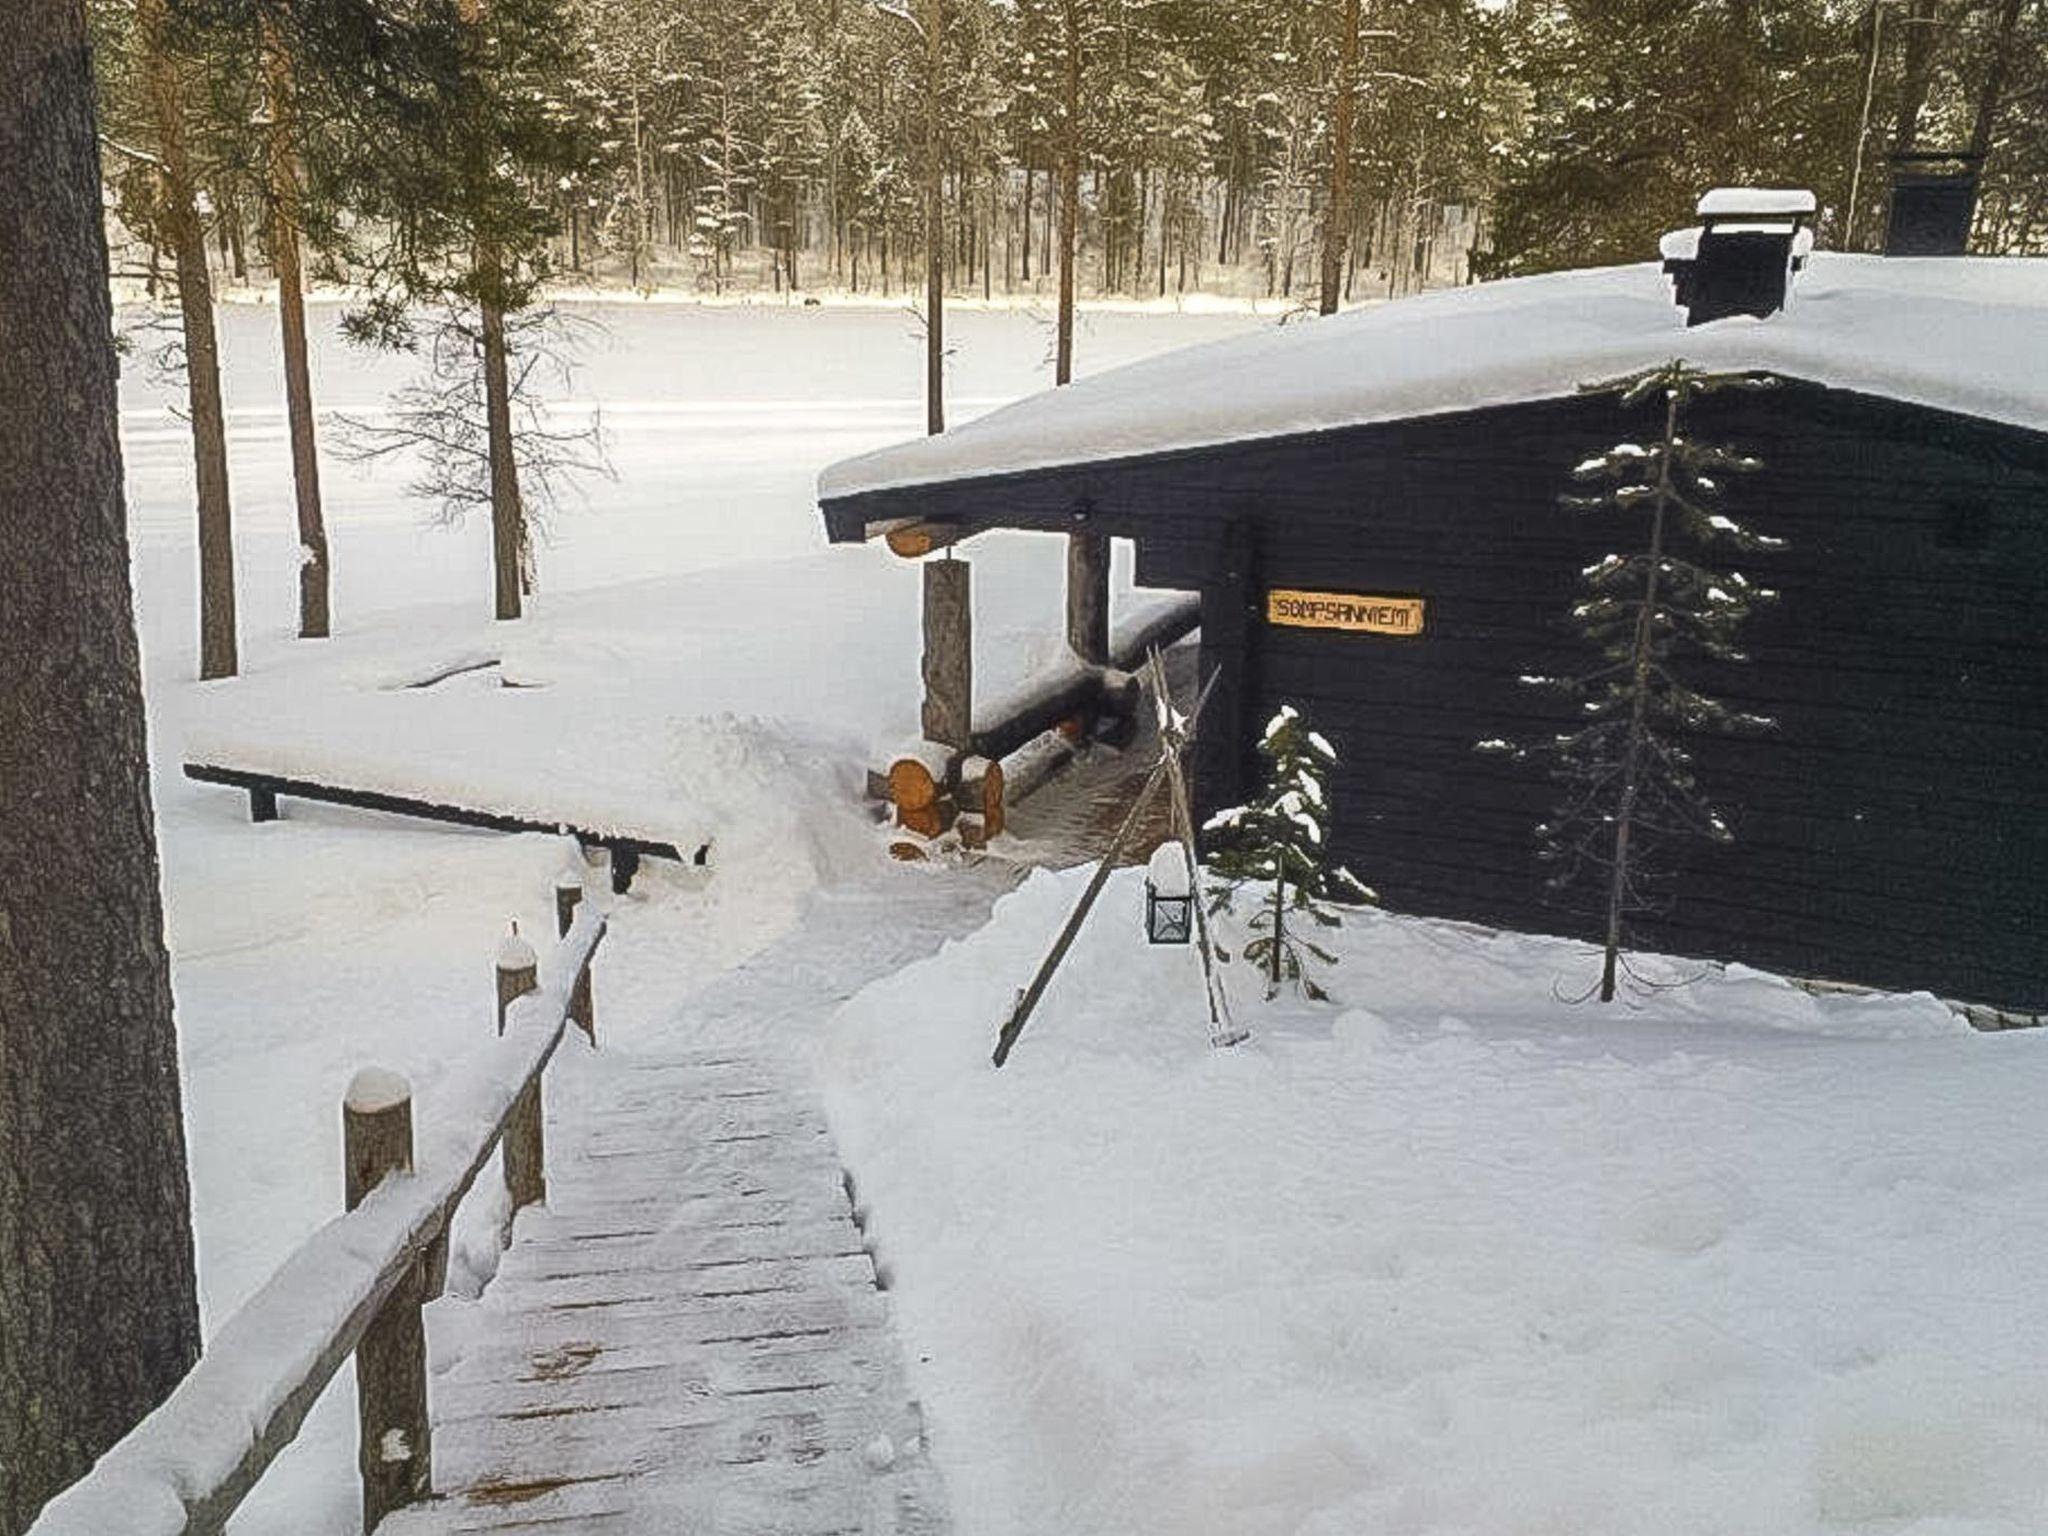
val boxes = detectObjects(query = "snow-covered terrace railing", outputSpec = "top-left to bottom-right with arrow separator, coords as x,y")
971,591 -> 1202,763
28,881 -> 608,1536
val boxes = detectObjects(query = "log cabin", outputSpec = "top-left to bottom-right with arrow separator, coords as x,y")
817,191 -> 2048,1014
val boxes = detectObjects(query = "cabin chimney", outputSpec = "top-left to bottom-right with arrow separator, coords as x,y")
1884,151 -> 1980,255
1660,187 -> 1816,327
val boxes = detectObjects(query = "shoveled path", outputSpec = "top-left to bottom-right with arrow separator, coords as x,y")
381,861 -> 1017,1535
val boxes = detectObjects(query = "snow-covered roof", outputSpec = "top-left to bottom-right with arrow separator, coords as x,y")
818,254 -> 2048,511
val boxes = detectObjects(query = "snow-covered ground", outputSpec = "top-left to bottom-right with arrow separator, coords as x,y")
117,298 -> 2048,1536
822,866 -> 2048,1536
120,301 -> 1261,1531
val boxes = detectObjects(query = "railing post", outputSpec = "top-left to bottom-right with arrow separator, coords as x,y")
495,925 -> 546,1213
343,1068 -> 430,1533
556,872 -> 595,1046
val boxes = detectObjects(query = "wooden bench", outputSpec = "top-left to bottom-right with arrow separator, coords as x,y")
184,762 -> 701,893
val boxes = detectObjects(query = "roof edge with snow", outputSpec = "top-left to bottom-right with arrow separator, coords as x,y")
818,254 -> 2048,530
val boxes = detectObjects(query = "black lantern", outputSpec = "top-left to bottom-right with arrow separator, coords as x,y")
1144,842 -> 1193,945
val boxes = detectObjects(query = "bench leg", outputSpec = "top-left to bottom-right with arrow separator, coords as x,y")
249,786 -> 279,823
610,846 -> 640,895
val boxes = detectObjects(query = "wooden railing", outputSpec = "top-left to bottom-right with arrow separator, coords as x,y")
29,875 -> 608,1536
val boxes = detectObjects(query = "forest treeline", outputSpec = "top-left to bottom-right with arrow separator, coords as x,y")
102,0 -> 2047,304
86,0 -> 2044,678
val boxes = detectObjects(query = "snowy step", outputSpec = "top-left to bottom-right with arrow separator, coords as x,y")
379,870 -> 1006,1536
434,1336 -> 893,1426
386,1454 -> 928,1536
427,1395 -> 912,1493
498,1222 -> 866,1282
439,1293 -> 891,1373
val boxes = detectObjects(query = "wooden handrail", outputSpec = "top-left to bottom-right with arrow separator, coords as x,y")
28,895 -> 608,1536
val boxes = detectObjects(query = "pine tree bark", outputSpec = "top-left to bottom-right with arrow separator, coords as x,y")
1055,0 -> 1080,386
478,269 -> 523,622
262,19 -> 329,640
1052,0 -> 1107,653
1968,0 -> 2027,159
138,0 -> 238,679
1,6 -> 203,1529
923,0 -> 944,435
1319,0 -> 1360,316
1891,0 -> 1942,153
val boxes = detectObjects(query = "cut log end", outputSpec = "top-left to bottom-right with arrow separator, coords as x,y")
888,756 -> 940,812
896,799 -> 952,839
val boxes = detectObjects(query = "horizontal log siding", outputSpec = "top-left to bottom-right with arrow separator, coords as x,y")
820,382 -> 2048,1008
1228,389 -> 2047,1010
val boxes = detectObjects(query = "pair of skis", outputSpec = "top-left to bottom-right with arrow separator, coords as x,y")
993,647 -> 1245,1068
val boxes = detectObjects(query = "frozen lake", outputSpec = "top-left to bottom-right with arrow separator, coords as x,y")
119,301 -> 1264,678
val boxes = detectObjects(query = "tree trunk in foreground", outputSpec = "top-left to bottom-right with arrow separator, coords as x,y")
263,21 -> 329,640
1319,0 -> 1359,316
0,6 -> 204,1530
139,0 -> 238,679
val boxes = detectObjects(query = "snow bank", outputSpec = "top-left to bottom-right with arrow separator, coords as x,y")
820,254 -> 2048,509
821,865 -> 2048,1536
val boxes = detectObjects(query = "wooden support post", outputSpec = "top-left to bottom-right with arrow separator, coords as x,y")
494,926 -> 545,1213
556,873 -> 595,1046
249,784 -> 279,822
343,1068 -> 430,1533
1066,530 -> 1110,666
920,556 -> 973,751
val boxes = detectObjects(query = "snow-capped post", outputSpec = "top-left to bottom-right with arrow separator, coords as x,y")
342,1067 -> 431,1531
494,924 -> 547,1211
1205,706 -> 1378,1000
494,921 -> 538,1037
1479,360 -> 1782,1002
555,873 -> 595,1045
921,555 -> 973,751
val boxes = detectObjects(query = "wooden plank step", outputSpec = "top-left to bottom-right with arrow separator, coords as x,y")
427,1394 -> 913,1492
434,1291 -> 890,1368
510,1197 -> 857,1246
496,1223 -> 865,1282
395,1467 -> 891,1536
543,1160 -> 846,1207
483,1252 -> 877,1316
434,1331 -> 897,1424
436,1327 -> 892,1417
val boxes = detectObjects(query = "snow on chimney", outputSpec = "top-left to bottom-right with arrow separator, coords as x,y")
1661,187 -> 1817,327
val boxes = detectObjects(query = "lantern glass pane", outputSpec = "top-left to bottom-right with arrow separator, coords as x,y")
1147,890 -> 1192,945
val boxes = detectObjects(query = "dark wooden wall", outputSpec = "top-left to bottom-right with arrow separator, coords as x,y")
824,383 -> 2048,1009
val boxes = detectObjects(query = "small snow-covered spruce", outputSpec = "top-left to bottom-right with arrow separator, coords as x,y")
1479,360 -> 1784,1004
1204,705 -> 1377,1001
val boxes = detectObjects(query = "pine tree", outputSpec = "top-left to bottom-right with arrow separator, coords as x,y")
1204,705 -> 1377,1000
3,4 -> 202,1522
1481,360 -> 1784,1002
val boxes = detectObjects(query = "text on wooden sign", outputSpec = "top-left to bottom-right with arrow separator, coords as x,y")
1265,589 -> 1426,636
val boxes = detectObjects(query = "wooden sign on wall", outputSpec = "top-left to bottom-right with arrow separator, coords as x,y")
1265,589 -> 1426,636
